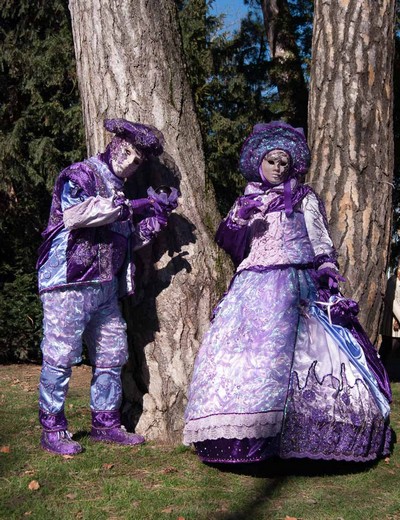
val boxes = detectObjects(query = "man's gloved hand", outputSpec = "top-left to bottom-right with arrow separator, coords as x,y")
114,186 -> 179,223
147,186 -> 179,221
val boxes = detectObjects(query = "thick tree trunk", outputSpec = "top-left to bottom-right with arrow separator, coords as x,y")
68,0 -> 231,441
260,0 -> 308,128
307,0 -> 396,341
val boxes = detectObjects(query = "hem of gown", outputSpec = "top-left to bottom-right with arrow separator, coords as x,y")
198,450 -> 390,464
194,428 -> 393,464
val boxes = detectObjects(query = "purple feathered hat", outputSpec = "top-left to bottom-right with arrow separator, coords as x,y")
239,121 -> 310,182
104,118 -> 164,156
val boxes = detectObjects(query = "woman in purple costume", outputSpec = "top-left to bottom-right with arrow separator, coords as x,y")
183,121 -> 392,463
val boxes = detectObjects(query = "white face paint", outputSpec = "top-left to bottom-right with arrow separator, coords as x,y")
261,150 -> 290,185
110,140 -> 144,179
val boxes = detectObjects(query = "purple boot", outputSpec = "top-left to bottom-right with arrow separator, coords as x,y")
90,410 -> 145,446
39,410 -> 83,456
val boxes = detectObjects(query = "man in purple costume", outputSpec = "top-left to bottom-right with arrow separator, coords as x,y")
37,118 -> 178,455
184,121 -> 392,464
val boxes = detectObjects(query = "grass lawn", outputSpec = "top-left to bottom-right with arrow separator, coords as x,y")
0,363 -> 399,520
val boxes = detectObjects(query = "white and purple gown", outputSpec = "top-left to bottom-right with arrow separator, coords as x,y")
183,179 -> 392,463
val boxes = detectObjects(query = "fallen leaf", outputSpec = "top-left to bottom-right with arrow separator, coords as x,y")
161,507 -> 174,513
24,512 -> 32,516
384,457 -> 391,464
28,480 -> 40,491
285,517 -> 298,520
22,470 -> 35,476
103,463 -> 114,470
66,493 -> 77,500
177,517 -> 186,520
0,446 -> 10,453
161,466 -> 178,474
62,454 -> 75,460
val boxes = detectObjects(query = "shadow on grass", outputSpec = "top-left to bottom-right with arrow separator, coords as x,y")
214,475 -> 285,520
73,430 -> 90,442
203,457 -> 380,520
208,456 -> 379,478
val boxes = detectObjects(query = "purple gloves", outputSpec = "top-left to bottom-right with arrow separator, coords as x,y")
114,186 -> 179,223
236,198 -> 263,220
316,266 -> 346,290
147,186 -> 179,226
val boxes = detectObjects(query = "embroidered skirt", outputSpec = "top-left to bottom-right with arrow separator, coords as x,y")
183,269 -> 392,463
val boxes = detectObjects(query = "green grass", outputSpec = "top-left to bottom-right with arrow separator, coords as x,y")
0,365 -> 400,520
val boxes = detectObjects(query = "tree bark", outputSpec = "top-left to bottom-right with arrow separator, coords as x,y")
68,0 -> 231,441
260,0 -> 309,128
307,0 -> 396,341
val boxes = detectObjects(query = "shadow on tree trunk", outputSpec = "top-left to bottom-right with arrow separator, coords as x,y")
120,156 -> 198,433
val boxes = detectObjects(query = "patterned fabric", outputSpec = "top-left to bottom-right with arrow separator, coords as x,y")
37,157 -> 162,296
40,282 -> 128,369
239,121 -> 310,182
184,270 -> 392,463
216,180 -> 335,270
104,118 -> 164,156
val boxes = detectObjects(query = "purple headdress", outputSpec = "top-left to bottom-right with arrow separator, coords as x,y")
104,118 -> 164,157
239,121 -> 310,182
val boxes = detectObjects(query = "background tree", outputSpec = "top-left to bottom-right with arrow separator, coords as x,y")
307,0 -> 396,340
258,0 -> 310,129
0,0 -> 84,361
68,0 -> 231,441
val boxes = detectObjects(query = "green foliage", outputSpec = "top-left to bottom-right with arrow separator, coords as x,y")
178,1 -> 313,214
0,0 -> 85,360
204,14 -> 272,213
0,273 -> 42,361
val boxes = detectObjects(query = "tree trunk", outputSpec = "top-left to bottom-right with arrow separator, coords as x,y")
307,0 -> 396,341
68,0 -> 231,441
260,0 -> 309,128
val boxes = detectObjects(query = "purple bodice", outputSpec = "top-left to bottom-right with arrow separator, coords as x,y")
238,209 -> 314,271
216,181 -> 336,271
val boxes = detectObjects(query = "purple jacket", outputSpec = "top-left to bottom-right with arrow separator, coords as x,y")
37,156 -> 161,296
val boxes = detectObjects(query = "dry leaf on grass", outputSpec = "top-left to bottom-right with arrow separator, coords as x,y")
0,445 -> 10,453
24,512 -> 32,516
102,463 -> 114,470
28,480 -> 40,491
177,517 -> 186,520
285,516 -> 298,520
160,466 -> 178,474
161,506 -> 174,513
66,493 -> 77,500
384,457 -> 391,464
62,454 -> 75,460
